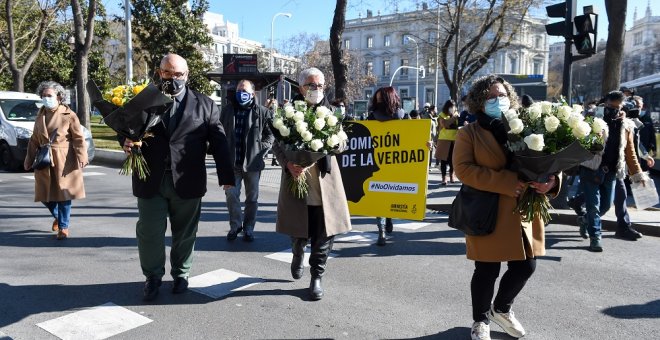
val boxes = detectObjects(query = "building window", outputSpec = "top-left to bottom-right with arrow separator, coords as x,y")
509,56 -> 518,74
634,32 -> 642,45
428,31 -> 436,43
367,36 -> 373,48
425,88 -> 435,105
427,57 -> 435,74
384,35 -> 391,47
383,60 -> 390,76
344,39 -> 351,50
535,36 -> 543,49
400,88 -> 409,98
366,61 -> 373,75
365,89 -> 373,100
401,59 -> 409,76
402,34 -> 411,45
533,58 -> 543,75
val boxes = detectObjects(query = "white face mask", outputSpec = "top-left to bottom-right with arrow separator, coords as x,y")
305,89 -> 324,105
42,97 -> 59,110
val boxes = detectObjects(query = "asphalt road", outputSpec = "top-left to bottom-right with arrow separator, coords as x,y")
0,164 -> 658,340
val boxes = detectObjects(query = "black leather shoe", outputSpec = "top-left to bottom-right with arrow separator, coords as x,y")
376,229 -> 386,246
243,231 -> 254,242
172,277 -> 189,294
237,226 -> 243,234
567,195 -> 585,216
615,228 -> 642,241
309,277 -> 323,301
385,218 -> 394,234
143,277 -> 162,301
227,230 -> 238,241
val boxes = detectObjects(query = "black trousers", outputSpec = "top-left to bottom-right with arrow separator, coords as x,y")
440,142 -> 454,177
471,257 -> 537,322
292,206 -> 334,278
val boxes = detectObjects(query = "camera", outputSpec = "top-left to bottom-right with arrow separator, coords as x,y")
622,98 -> 640,118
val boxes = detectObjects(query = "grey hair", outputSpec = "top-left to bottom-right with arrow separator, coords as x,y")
36,81 -> 67,101
298,67 -> 324,85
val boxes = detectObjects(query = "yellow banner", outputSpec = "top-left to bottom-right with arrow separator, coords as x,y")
339,120 -> 431,220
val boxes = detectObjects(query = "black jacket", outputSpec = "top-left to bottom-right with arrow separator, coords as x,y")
219,101 -> 274,172
129,88 -> 235,199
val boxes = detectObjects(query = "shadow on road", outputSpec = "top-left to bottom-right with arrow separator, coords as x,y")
602,299 -> 660,319
397,326 -> 513,339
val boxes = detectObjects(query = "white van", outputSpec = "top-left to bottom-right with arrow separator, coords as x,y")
0,91 -> 95,171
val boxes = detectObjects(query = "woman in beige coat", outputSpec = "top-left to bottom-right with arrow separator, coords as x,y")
24,81 -> 88,240
453,75 -> 559,340
272,67 -> 351,301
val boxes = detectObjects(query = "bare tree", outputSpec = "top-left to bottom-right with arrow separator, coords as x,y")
0,0 -> 62,91
70,0 -> 96,128
601,0 -> 627,95
330,0 -> 348,101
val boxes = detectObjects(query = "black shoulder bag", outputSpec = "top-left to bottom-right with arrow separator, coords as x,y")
32,128 -> 58,170
448,184 -> 499,236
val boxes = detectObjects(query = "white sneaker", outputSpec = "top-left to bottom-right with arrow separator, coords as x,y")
487,306 -> 526,338
471,321 -> 491,340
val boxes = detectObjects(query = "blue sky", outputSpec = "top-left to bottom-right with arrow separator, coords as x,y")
209,0 -> 659,47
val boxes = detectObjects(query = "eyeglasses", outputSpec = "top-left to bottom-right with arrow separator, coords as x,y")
160,69 -> 187,79
304,83 -> 324,90
486,94 -> 508,102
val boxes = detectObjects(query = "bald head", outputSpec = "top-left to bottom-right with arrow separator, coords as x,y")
159,53 -> 189,84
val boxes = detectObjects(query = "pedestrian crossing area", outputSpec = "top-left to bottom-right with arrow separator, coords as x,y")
20,165 -> 108,180
31,225 -> 432,339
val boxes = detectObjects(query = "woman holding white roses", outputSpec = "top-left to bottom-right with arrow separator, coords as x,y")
453,75 -> 560,340
272,67 -> 351,301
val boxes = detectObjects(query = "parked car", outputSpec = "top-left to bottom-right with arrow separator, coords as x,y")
0,91 -> 95,171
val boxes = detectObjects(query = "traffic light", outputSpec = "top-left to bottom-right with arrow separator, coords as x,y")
545,1 -> 575,37
573,7 -> 598,55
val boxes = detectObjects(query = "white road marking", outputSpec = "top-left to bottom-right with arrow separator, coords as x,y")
335,230 -> 379,243
265,246 -> 337,266
188,268 -> 262,299
392,221 -> 431,230
36,302 -> 152,340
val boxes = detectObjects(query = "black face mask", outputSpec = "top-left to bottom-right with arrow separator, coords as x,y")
603,107 -> 619,121
161,78 -> 186,95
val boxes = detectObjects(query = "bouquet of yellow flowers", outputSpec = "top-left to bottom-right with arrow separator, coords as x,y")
88,80 -> 172,180
504,99 -> 607,223
272,100 -> 348,198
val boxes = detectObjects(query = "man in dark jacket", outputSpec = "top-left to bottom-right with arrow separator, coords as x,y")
220,79 -> 274,242
122,53 -> 235,301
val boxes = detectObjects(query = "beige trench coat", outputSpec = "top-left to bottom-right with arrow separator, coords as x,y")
24,105 -> 88,202
452,123 -> 560,262
272,142 -> 352,239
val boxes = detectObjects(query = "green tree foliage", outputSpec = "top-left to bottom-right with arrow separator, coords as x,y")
128,0 -> 214,94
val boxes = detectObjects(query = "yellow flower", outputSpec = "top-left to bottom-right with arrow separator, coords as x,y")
132,84 -> 145,95
112,96 -> 123,106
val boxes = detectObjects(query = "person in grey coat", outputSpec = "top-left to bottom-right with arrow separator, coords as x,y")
272,67 -> 352,300
220,79 -> 274,242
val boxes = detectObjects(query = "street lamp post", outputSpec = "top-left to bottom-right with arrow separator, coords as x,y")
125,0 -> 133,83
406,36 -> 419,110
270,12 -> 292,72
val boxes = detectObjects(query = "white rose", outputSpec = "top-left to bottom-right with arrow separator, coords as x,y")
338,129 -> 348,141
523,133 -> 545,151
540,101 -> 553,114
572,121 -> 592,138
314,117 -> 326,130
326,134 -> 340,148
294,100 -> 307,112
285,108 -> 295,119
504,109 -> 519,121
508,118 -> 524,134
278,126 -> 290,137
326,115 -> 339,127
272,118 -> 284,129
544,115 -> 561,133
528,103 -> 543,120
301,130 -> 313,142
310,139 -> 324,151
572,104 -> 584,115
315,106 -> 331,118
293,111 -> 305,122
295,121 -> 308,134
591,117 -> 608,133
556,105 -> 573,121
567,113 -> 584,129
284,104 -> 295,114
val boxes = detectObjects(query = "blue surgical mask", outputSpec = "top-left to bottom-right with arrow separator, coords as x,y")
235,91 -> 253,106
640,110 -> 646,117
42,97 -> 59,110
484,97 -> 510,119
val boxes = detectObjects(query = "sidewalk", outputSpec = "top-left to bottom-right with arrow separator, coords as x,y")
94,149 -> 660,237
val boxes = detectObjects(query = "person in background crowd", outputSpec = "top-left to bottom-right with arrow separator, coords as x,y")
568,91 -> 649,251
521,94 -> 534,109
435,99 -> 459,185
368,86 -> 405,246
458,95 -> 476,127
122,53 -> 235,301
273,67 -> 352,300
220,79 -> 275,242
24,81 -> 88,240
454,74 -> 559,340
421,102 -> 431,119
332,98 -> 347,119
634,96 -> 656,171
409,109 -> 420,119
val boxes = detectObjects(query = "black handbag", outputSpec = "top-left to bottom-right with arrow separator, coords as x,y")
31,128 -> 58,170
448,184 -> 499,236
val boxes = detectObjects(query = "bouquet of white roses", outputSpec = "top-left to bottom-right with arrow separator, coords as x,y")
272,100 -> 348,199
504,100 -> 607,223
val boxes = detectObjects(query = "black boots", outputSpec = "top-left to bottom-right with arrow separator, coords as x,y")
291,238 -> 306,280
308,236 -> 333,301
377,227 -> 387,246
